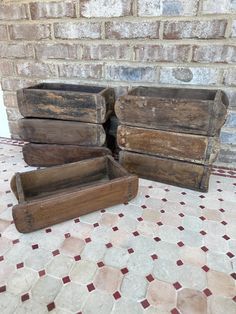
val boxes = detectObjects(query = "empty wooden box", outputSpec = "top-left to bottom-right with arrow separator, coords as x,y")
11,156 -> 138,233
17,83 -> 115,124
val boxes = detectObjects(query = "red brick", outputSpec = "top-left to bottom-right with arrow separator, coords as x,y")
80,0 -> 132,17
82,44 -> 131,61
224,69 -> 236,87
1,78 -> 39,91
0,61 -> 15,76
9,24 -> 51,40
58,64 -> 102,79
35,43 -> 79,60
105,21 -> 160,39
134,44 -> 191,62
0,25 -> 8,40
16,62 -> 58,78
231,20 -> 236,37
54,22 -> 101,39
0,43 -> 34,59
0,4 -> 28,20
163,20 -> 227,39
193,45 -> 236,63
201,0 -> 235,14
105,65 -> 156,82
30,1 -> 75,19
3,93 -> 18,108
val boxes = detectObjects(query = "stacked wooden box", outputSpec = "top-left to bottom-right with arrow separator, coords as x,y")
17,83 -> 115,167
116,87 -> 228,192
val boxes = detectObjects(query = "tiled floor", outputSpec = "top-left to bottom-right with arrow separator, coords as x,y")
0,138 -> 236,314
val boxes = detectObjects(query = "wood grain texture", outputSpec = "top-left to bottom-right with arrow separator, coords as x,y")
117,125 -> 220,164
11,156 -> 138,233
23,143 -> 111,167
17,83 -> 115,123
115,87 -> 227,136
18,118 -> 106,146
120,151 -> 211,192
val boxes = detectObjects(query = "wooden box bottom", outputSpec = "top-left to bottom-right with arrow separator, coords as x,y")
120,151 -> 211,192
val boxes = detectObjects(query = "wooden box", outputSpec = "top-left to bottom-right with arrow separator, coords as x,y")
117,125 -> 219,164
17,83 -> 115,124
115,87 -> 228,136
18,118 -> 106,146
23,143 -> 111,167
11,156 -> 138,233
120,151 -> 211,192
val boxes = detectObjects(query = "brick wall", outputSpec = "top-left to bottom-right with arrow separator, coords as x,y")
0,0 -> 236,165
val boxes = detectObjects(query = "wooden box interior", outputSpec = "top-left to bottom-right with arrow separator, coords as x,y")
27,83 -> 106,94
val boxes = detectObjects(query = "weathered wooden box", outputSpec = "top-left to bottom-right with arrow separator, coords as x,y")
17,83 -> 115,124
11,156 -> 138,233
115,87 -> 228,136
18,118 -> 106,146
120,151 -> 211,192
117,125 -> 220,165
23,143 -> 111,167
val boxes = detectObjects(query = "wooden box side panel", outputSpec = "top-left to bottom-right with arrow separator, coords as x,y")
12,176 -> 138,233
18,118 -> 106,146
117,125 -> 220,164
23,143 -> 111,167
17,88 -> 109,123
120,151 -> 211,192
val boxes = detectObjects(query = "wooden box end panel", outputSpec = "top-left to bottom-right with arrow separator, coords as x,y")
120,151 -> 211,192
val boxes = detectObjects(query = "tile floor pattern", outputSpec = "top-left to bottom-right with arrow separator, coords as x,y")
0,139 -> 236,314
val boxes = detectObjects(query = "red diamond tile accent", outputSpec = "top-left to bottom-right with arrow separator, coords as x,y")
97,261 -> 104,268
203,288 -> 212,297
181,192 -> 187,195
162,198 -> 167,202
221,221 -> 228,225
0,256 -> 4,262
101,209 -> 106,213
180,201 -> 185,205
179,213 -> 184,217
202,265 -> 210,272
171,308 -> 180,314
52,249 -> 60,256
45,228 -> 52,233
128,248 -> 134,254
106,242 -> 113,248
32,244 -> 39,249
85,237 -> 91,243
178,226 -> 184,231
133,231 -> 140,237
12,239 -> 19,245
21,293 -> 30,302
176,260 -> 183,266
74,255 -> 81,262
38,270 -> 46,277
87,283 -> 95,292
200,230 -> 207,235
160,209 -> 165,213
223,235 -> 230,240
0,286 -> 6,293
201,246 -> 209,252
112,226 -> 119,231
199,216 -> 206,221
145,195 -> 150,198
113,291 -> 121,300
121,268 -> 129,275
148,186 -> 153,188
199,205 -> 205,209
124,202 -> 129,205
227,252 -> 235,258
173,282 -> 182,290
74,218 -> 80,223
16,262 -> 24,269
157,221 -> 163,226
93,222 -> 99,227
165,188 -> 169,192
219,208 -> 225,213
118,213 -> 124,217
64,233 -> 71,238
217,189 -> 222,192
151,254 -> 158,260
146,274 -> 155,282
141,205 -> 147,209
231,273 -> 236,280
154,237 -> 161,242
137,217 -> 143,222
218,198 -> 224,202
177,241 -> 184,247
62,276 -> 71,284
141,299 -> 150,309
47,302 -> 55,311
199,195 -> 205,199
